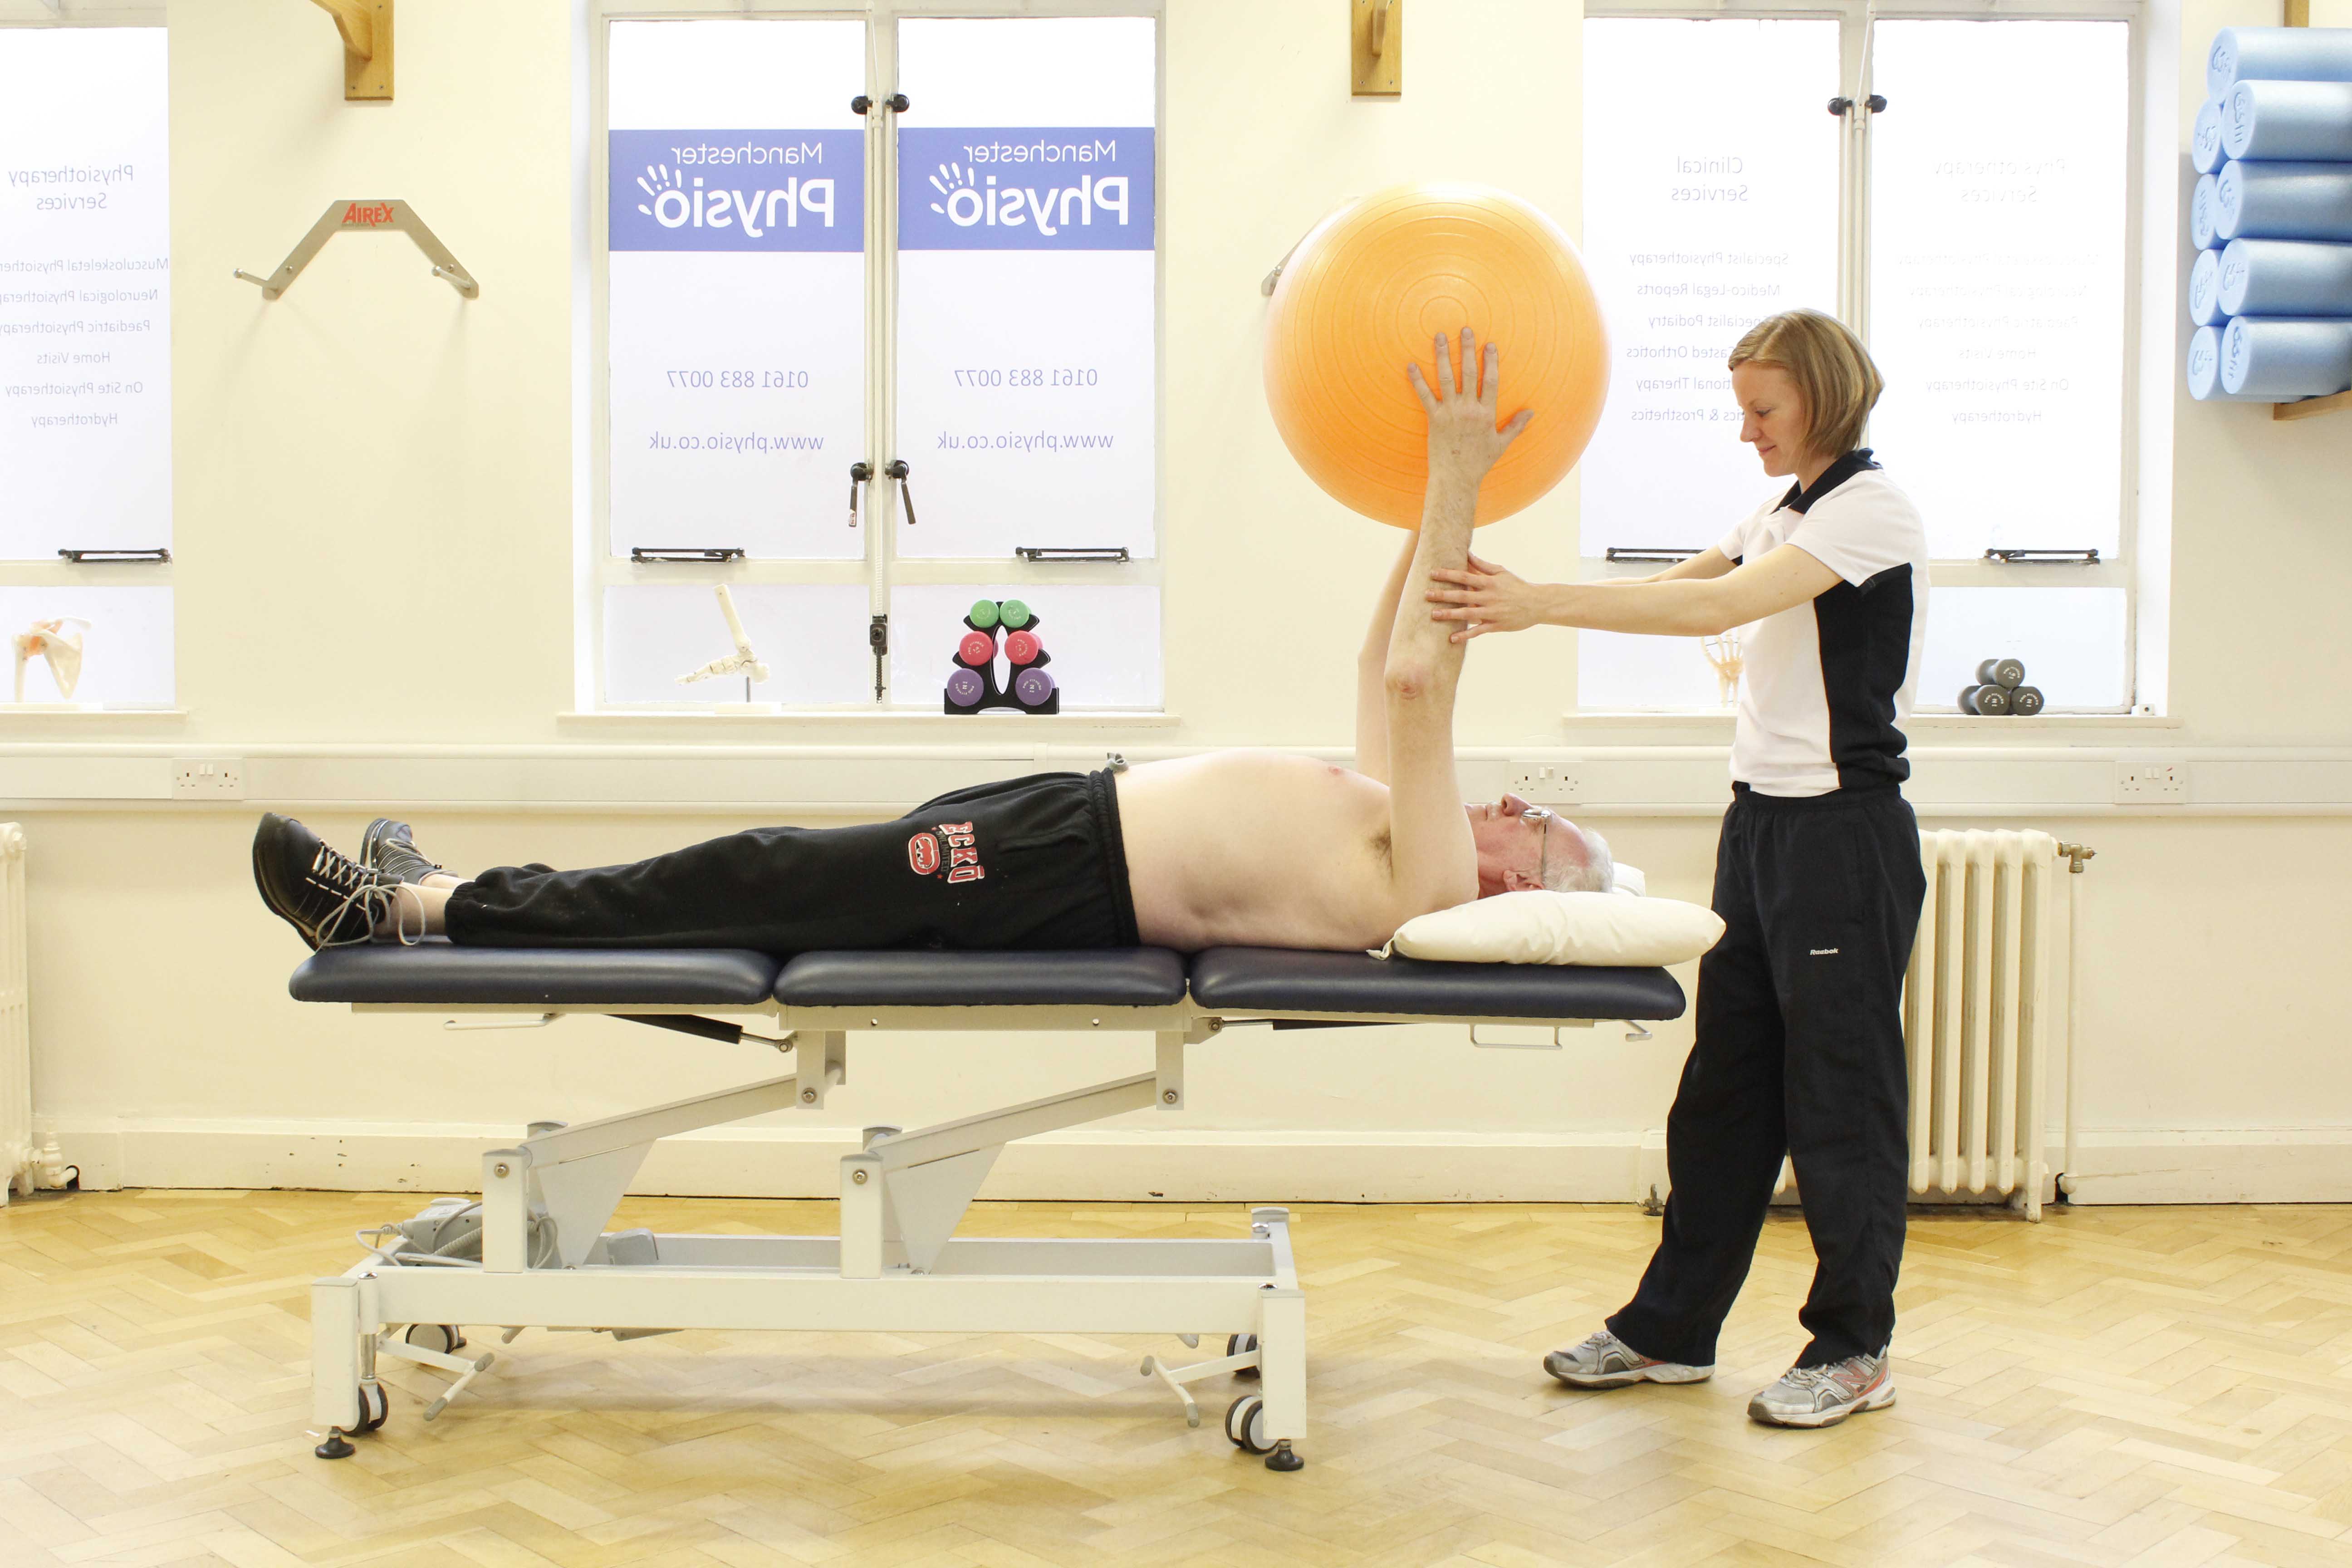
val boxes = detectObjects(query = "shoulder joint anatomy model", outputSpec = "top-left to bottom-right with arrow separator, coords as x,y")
13,618 -> 89,704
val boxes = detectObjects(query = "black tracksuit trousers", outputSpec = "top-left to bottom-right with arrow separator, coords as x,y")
1608,783 -> 1926,1370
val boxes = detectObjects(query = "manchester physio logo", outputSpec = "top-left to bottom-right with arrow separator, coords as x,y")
899,128 -> 1153,251
608,129 -> 863,253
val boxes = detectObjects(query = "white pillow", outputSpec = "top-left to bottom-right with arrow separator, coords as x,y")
1385,890 -> 1724,967
1611,862 -> 1647,897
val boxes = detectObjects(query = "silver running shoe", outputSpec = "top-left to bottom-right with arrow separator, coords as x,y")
1747,1346 -> 1895,1428
1544,1329 -> 1713,1389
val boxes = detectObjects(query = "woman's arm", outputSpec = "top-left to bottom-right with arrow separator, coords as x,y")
1355,531 -> 1420,784
1429,543 -> 1839,641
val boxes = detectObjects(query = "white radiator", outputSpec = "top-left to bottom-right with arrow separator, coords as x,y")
1776,829 -> 2083,1220
0,824 -> 28,1204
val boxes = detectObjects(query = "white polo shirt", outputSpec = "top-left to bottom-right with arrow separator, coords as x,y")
1714,451 -> 1929,798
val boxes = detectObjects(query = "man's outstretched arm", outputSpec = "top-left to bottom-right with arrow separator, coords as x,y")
1355,531 -> 1418,785
1382,329 -> 1530,916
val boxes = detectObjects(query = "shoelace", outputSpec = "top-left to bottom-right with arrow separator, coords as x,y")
1782,1361 -> 1871,1398
308,845 -> 422,948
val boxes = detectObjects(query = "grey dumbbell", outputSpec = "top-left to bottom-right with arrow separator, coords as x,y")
2009,685 -> 2044,716
1961,684 -> 2012,715
1976,657 -> 2025,689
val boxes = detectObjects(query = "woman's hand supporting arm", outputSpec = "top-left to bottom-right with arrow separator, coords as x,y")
1427,543 -> 1839,642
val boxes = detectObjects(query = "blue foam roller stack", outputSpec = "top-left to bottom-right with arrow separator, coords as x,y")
2216,159 -> 2352,242
2189,249 -> 2227,326
2215,236 -> 2352,316
2208,27 -> 2352,99
2190,174 -> 2223,250
2222,80 -> 2352,162
2187,324 -> 2272,400
2194,98 -> 2230,173
2220,315 -> 2352,397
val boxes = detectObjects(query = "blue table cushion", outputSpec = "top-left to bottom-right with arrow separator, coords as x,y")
289,939 -> 783,1007
1187,947 -> 1687,1021
776,948 -> 1190,1007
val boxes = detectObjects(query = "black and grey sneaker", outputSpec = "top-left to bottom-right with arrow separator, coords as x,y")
360,818 -> 444,886
252,813 -> 402,950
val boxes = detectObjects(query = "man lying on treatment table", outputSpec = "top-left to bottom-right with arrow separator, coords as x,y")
254,331 -> 1612,957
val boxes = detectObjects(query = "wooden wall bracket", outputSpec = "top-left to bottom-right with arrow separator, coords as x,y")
1351,0 -> 1400,97
308,0 -> 392,101
235,200 -> 476,300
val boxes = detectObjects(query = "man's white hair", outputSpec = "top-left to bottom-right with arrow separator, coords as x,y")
1540,823 -> 1614,895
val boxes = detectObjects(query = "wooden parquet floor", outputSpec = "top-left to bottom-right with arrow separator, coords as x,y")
2,1194 -> 2350,1568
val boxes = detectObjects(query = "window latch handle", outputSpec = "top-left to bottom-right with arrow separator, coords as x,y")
886,459 -> 915,527
848,461 -> 871,529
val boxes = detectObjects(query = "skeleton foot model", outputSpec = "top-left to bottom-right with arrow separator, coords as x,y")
676,586 -> 769,693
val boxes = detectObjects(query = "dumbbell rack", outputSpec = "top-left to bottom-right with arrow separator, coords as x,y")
1959,657 -> 2044,717
944,600 -> 1061,715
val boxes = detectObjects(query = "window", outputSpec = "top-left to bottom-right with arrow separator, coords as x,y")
589,5 -> 1161,714
0,17 -> 173,708
1578,4 -> 2142,716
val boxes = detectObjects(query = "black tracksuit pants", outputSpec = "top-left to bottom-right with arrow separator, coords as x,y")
1608,783 -> 1926,1370
442,770 -> 1139,955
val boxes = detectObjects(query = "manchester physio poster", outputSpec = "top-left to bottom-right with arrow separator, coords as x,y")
606,20 -> 867,560
0,28 -> 171,560
894,18 -> 1157,561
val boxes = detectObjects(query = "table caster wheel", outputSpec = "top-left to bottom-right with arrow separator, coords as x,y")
406,1323 -> 466,1355
1227,1333 -> 1260,1379
357,1381 -> 389,1432
1225,1393 -> 1272,1455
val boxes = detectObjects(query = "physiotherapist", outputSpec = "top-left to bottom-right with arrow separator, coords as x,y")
1426,309 -> 1931,1429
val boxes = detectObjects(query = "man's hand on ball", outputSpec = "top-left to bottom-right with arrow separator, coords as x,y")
1428,552 -> 1541,642
1408,328 -> 1533,483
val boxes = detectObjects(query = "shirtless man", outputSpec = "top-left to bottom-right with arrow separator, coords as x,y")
254,331 -> 1611,956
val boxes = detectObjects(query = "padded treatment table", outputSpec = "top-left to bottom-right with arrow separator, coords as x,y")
292,941 -> 1685,1470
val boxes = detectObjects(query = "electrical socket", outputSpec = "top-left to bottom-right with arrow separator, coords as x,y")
1508,760 -> 1582,802
172,758 -> 246,799
2113,760 -> 2185,804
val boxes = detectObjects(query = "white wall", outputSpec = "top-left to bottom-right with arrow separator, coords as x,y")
12,0 -> 2352,1205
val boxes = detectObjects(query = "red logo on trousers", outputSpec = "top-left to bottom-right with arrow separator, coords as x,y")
906,832 -> 941,875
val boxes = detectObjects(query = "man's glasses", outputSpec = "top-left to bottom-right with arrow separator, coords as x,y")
1520,804 -> 1558,887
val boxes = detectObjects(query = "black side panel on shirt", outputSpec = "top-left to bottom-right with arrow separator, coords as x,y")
1813,563 -> 1915,788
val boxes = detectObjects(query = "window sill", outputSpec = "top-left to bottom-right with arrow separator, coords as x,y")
0,706 -> 186,721
559,709 -> 1181,729
1560,711 -> 2181,731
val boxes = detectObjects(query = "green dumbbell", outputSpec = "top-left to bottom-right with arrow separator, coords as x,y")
968,599 -> 1001,631
999,598 -> 1032,630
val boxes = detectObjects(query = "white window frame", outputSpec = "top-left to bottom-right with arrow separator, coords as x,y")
0,0 -> 174,705
1579,0 -> 2156,715
584,0 -> 1166,714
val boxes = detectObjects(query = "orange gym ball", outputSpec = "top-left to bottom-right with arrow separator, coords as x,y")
1263,183 -> 1611,529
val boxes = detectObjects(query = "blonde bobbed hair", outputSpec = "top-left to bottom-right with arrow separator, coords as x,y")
1727,309 -> 1884,462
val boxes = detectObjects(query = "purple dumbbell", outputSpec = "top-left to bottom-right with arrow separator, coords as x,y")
946,667 -> 986,708
1013,666 -> 1056,708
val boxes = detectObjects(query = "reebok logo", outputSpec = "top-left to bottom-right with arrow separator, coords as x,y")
1810,947 -> 1840,956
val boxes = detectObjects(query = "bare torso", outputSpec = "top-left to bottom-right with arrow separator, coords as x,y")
1115,753 -> 1465,951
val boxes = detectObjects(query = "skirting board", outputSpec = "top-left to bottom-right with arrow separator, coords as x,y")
46,1119 -> 2352,1205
